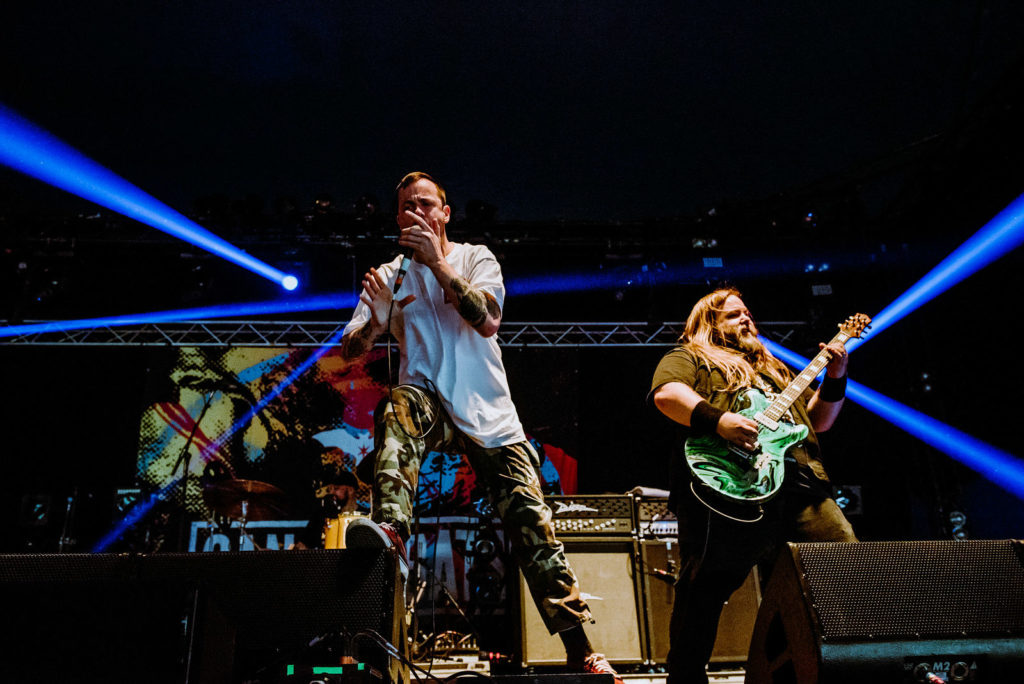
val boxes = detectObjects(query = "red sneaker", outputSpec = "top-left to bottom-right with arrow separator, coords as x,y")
378,522 -> 409,564
582,653 -> 623,684
345,518 -> 409,579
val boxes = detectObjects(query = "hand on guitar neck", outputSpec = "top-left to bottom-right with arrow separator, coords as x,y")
808,340 -> 851,432
819,340 -> 849,378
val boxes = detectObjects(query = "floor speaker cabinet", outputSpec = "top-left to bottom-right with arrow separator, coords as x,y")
519,539 -> 645,666
638,539 -> 761,665
746,540 -> 1024,684
0,550 -> 405,684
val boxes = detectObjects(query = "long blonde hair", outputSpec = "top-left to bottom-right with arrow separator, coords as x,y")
680,288 -> 791,392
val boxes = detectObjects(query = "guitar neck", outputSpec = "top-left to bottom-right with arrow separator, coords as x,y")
762,330 -> 849,422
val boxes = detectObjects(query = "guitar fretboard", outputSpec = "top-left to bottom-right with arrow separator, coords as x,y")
762,330 -> 849,422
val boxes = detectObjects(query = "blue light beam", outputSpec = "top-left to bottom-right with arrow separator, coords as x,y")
0,103 -> 299,290
0,292 -> 357,338
764,339 -> 1024,500
92,329 -> 346,552
846,191 -> 1024,352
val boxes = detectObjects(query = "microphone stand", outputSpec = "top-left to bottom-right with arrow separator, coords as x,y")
171,391 -> 214,551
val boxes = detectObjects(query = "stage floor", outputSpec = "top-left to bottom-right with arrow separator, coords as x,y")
624,672 -> 744,684
414,656 -> 746,684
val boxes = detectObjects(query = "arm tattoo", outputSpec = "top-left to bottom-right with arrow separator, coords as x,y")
450,276 -> 494,328
484,291 -> 501,319
340,321 -> 377,360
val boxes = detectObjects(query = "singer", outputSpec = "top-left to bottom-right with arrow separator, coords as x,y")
339,172 -> 621,678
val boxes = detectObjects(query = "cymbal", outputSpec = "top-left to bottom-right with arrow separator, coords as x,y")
202,479 -> 291,521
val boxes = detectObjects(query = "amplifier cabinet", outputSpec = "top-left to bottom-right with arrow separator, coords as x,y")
520,539 -> 645,665
637,539 -> 761,664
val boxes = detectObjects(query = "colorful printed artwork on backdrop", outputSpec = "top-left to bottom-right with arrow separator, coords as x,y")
136,346 -> 576,527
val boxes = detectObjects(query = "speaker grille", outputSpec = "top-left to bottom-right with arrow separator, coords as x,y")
636,498 -> 674,522
636,498 -> 678,539
0,550 -> 400,681
796,540 -> 1024,641
520,541 -> 644,664
0,550 -> 397,652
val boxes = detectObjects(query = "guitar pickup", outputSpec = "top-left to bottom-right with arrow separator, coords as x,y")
753,412 -> 779,431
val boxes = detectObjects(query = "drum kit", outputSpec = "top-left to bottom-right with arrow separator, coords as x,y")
201,478 -> 292,522
201,478 -> 365,549
321,513 -> 368,549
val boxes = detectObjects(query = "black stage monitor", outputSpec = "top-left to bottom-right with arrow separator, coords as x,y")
746,540 -> 1024,684
0,549 -> 402,684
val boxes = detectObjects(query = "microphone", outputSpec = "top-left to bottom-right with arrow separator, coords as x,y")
393,248 -> 412,294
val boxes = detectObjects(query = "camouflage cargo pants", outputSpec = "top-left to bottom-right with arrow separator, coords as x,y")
371,384 -> 591,634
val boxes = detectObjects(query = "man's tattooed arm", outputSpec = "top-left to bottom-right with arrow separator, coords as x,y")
340,320 -> 382,360
450,276 -> 501,334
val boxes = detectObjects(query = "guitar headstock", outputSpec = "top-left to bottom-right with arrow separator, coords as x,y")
839,313 -> 871,339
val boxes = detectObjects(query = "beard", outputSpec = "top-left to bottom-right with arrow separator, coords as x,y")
723,328 -> 763,356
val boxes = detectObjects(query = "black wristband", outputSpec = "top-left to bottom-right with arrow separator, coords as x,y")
690,400 -> 725,435
819,373 -> 847,402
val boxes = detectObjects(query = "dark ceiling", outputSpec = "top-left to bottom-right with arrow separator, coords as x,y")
2,2 -> 1024,542
3,2 -> 1024,223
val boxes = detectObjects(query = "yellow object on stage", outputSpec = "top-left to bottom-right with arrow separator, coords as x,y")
322,512 -> 367,549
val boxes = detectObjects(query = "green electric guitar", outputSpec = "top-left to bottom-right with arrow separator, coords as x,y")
684,313 -> 871,521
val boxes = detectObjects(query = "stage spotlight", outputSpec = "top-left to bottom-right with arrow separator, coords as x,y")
282,275 -> 299,291
0,292 -> 356,338
764,339 -> 1024,501
845,191 -> 1024,353
0,103 -> 297,289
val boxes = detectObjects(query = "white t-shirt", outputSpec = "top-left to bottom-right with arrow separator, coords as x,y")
343,243 -> 526,448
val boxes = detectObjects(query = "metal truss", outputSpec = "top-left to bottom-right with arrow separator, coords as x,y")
1,320 -> 808,347
500,321 -> 809,347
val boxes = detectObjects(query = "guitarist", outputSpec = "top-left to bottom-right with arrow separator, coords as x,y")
649,288 -> 857,684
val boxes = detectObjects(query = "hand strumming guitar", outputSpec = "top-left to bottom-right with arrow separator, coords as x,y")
717,412 -> 760,452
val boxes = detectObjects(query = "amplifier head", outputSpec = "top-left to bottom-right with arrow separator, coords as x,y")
545,495 -> 635,537
635,496 -> 678,539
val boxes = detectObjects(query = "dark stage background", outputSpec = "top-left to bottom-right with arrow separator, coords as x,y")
4,3 -> 1024,676
4,304 -> 1023,556
2,0 -> 1024,562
